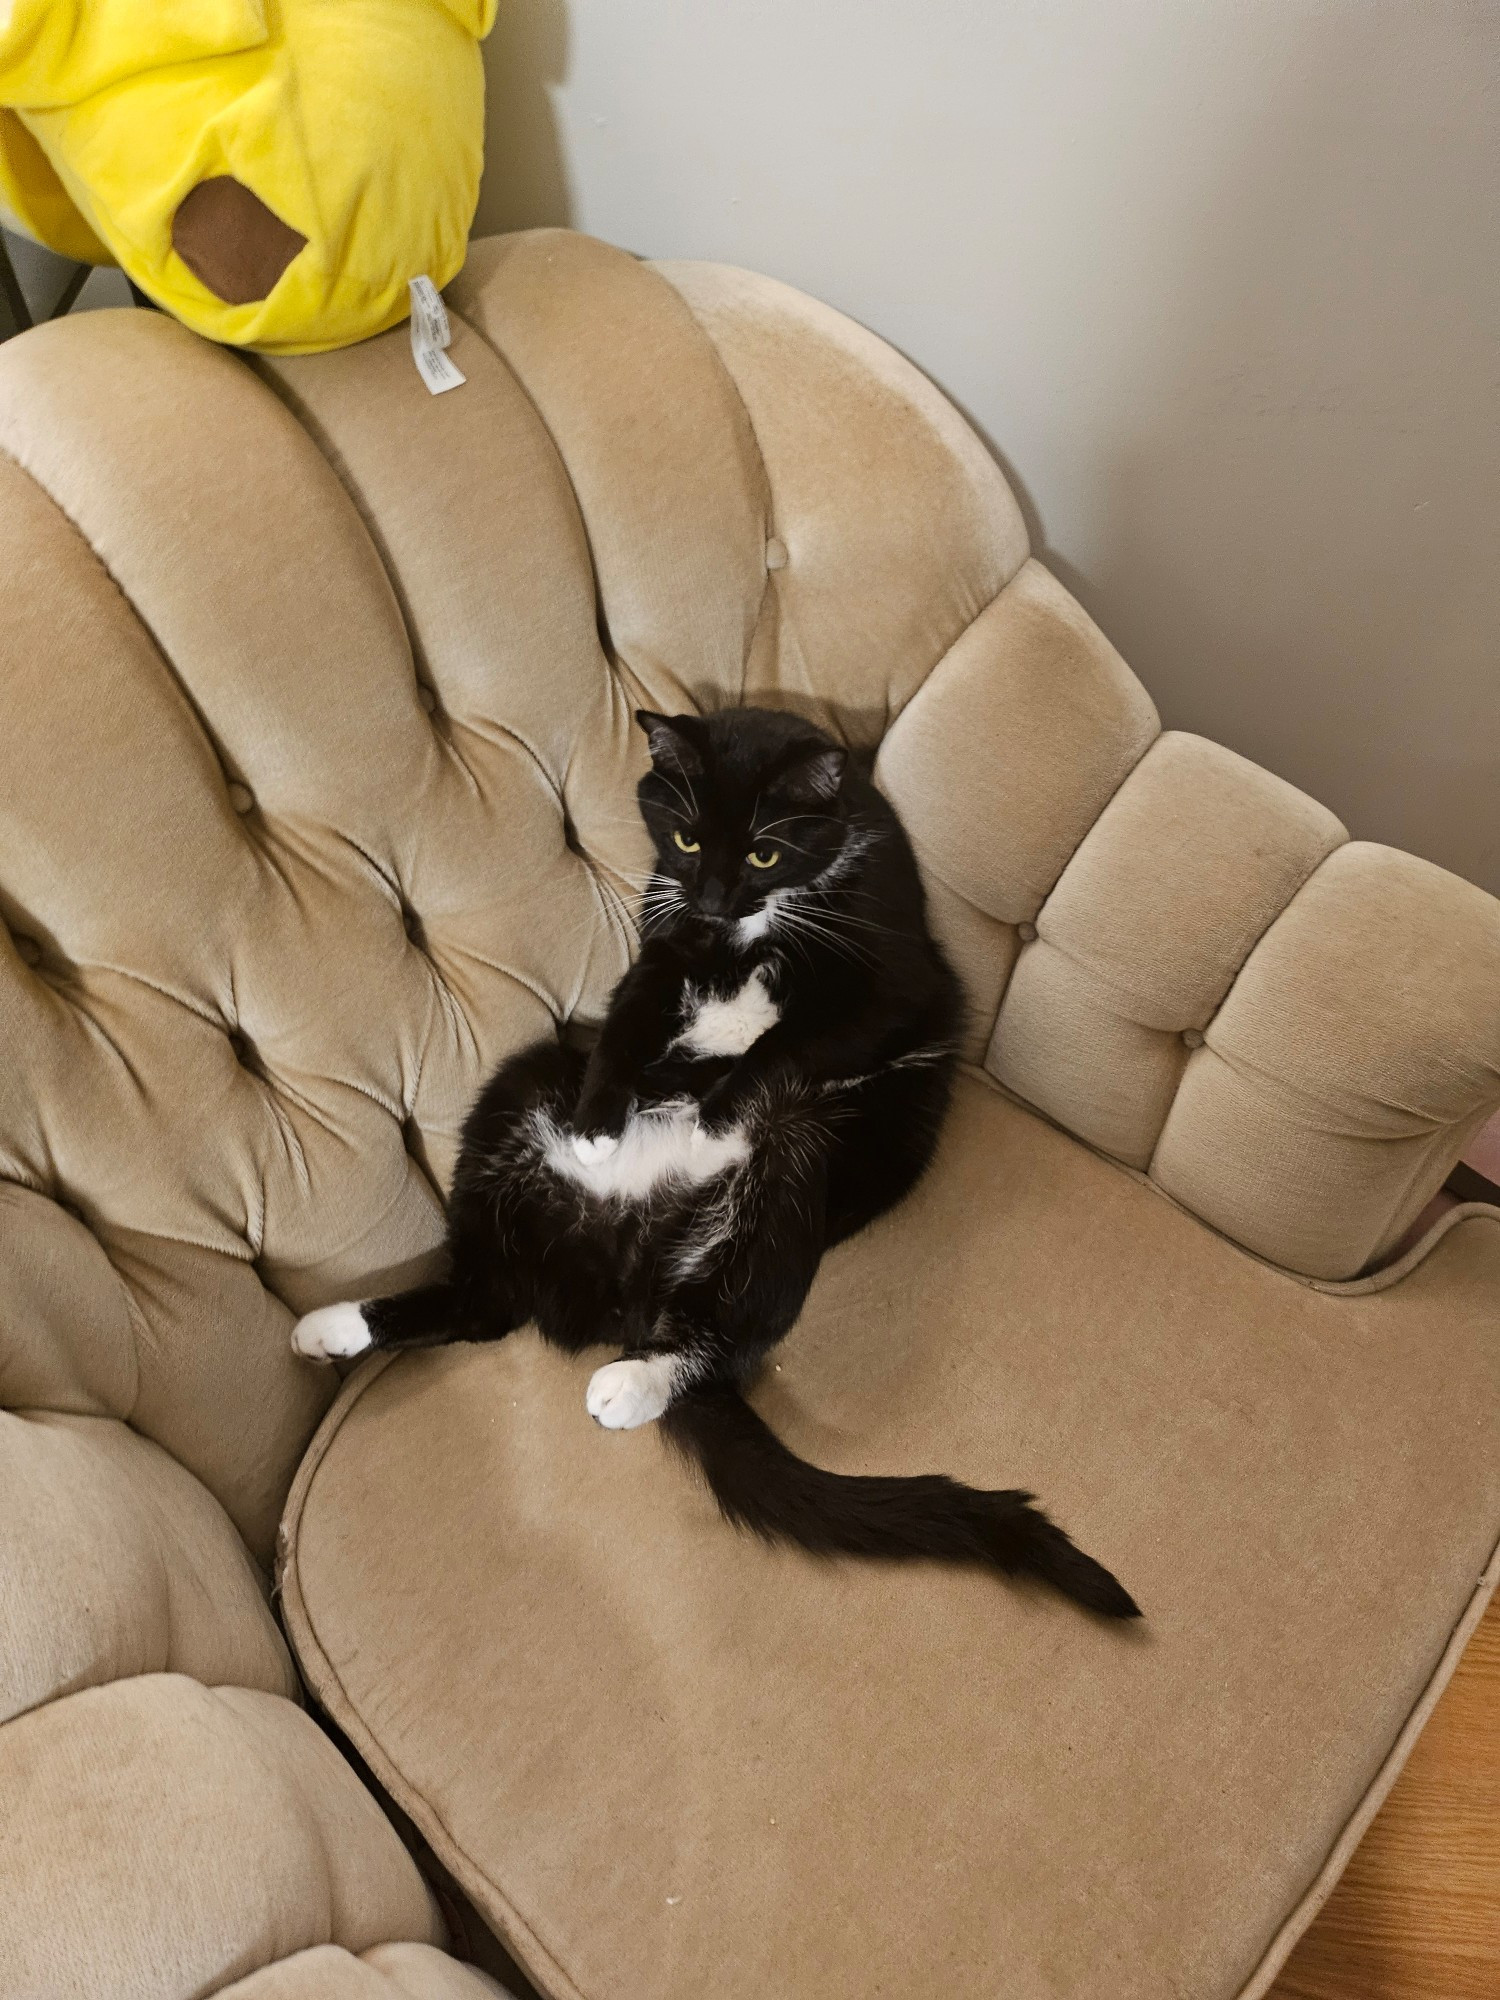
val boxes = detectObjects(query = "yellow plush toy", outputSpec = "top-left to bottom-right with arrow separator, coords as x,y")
0,0 -> 496,353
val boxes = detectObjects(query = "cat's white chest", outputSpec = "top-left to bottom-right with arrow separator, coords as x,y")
676,966 -> 780,1058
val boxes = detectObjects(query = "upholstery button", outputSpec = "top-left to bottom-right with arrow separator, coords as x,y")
228,782 -> 254,814
1182,1028 -> 1205,1049
417,684 -> 436,713
765,536 -> 788,571
14,935 -> 41,966
228,1029 -> 261,1074
1017,921 -> 1038,943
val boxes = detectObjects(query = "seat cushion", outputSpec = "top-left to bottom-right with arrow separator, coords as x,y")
278,1076 -> 1500,2000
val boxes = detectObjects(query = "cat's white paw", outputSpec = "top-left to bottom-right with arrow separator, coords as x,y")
586,1356 -> 676,1429
291,1301 -> 372,1361
572,1131 -> 619,1164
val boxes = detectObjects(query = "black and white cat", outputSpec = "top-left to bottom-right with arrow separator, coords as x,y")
293,706 -> 1138,1619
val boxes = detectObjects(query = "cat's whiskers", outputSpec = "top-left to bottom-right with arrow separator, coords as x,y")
634,878 -> 688,940
801,896 -> 899,940
771,897 -> 880,967
656,769 -> 701,825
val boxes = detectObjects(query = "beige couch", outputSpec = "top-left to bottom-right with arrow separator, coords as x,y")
2,229 -> 1497,2000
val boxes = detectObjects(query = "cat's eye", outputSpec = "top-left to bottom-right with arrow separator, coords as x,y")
672,829 -> 701,854
747,846 -> 781,870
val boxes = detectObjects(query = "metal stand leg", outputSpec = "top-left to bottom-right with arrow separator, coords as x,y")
0,233 -> 114,341
50,263 -> 90,317
0,233 -> 32,341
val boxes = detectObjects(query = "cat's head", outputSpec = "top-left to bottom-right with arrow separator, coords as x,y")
635,707 -> 850,929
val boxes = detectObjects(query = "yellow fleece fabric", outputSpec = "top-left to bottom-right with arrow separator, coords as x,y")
0,0 -> 496,352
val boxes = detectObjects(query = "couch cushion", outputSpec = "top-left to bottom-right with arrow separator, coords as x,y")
215,1943 -> 511,1999
0,1410 -> 297,1724
278,1075 -> 1500,2000
0,1675 -> 451,1999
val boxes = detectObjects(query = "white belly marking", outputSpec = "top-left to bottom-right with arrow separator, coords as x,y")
676,967 -> 779,1058
543,1102 -> 749,1200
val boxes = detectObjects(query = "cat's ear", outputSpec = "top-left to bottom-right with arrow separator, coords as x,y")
777,742 -> 847,806
636,710 -> 705,777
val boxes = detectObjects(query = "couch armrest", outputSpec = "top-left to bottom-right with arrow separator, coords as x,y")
877,578 -> 1500,1280
1150,841 -> 1500,1277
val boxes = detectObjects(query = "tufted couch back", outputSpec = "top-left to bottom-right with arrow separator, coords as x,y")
2,230 -> 1498,1583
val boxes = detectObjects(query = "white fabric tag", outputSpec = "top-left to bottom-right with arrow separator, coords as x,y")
408,276 -> 466,395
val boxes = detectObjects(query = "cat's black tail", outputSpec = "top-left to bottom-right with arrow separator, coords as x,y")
661,1386 -> 1140,1620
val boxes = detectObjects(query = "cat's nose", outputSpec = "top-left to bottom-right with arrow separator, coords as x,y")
698,878 -> 729,916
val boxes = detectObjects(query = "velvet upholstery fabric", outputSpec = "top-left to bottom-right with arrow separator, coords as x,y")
0,229 -> 1496,1998
0,1677 -> 465,1999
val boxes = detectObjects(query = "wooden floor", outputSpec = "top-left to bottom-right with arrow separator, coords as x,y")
1270,1592 -> 1500,1999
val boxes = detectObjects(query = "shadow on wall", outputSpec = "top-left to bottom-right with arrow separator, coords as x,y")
891,7 -> 1498,900
475,0 -> 576,234
1072,9 -> 1499,896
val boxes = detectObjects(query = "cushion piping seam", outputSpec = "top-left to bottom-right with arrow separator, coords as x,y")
1230,1532 -> 1500,2000
966,1061 -> 1500,1293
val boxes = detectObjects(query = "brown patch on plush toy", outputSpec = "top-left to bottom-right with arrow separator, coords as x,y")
172,177 -> 307,304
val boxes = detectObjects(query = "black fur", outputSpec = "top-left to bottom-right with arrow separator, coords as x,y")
352,706 -> 1139,1621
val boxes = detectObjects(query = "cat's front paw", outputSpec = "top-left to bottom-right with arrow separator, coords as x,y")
572,1074 -> 632,1152
291,1300 -> 373,1361
572,1131 -> 619,1164
585,1355 -> 677,1429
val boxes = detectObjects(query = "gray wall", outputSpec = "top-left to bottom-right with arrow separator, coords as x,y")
476,0 -> 1499,894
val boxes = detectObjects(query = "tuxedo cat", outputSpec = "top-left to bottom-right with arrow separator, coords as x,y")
293,706 -> 1138,1619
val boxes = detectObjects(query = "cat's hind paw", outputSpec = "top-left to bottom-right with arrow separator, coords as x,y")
586,1355 -> 677,1429
291,1301 -> 373,1361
